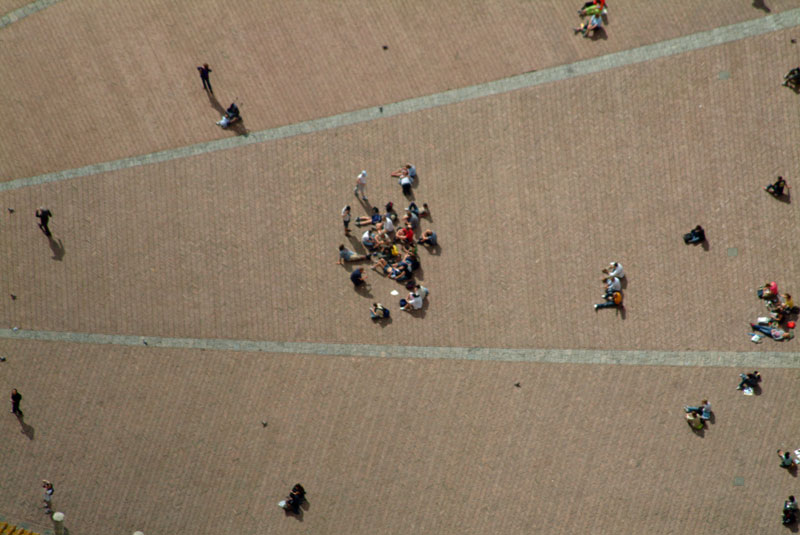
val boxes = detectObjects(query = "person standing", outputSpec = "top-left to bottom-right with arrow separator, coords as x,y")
197,63 -> 213,94
36,207 -> 52,237
342,205 -> 352,235
42,480 -> 54,514
10,389 -> 22,416
354,170 -> 368,201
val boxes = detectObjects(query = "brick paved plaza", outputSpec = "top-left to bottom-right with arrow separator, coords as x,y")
1,1 -> 800,534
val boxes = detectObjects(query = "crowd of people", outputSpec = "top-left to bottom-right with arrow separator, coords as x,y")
750,281 -> 797,342
338,166 -> 438,319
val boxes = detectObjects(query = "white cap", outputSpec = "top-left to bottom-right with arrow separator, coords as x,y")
359,170 -> 367,178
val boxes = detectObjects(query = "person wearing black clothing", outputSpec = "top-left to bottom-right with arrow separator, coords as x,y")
784,496 -> 798,525
10,389 -> 22,416
765,176 -> 789,197
36,208 -> 52,237
737,371 -> 761,391
683,225 -> 705,245
197,63 -> 213,93
350,267 -> 366,287
216,103 -> 241,128
783,67 -> 800,88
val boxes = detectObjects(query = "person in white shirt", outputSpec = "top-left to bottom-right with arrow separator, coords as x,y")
354,170 -> 368,201
603,276 -> 621,298
602,262 -> 625,279
383,214 -> 395,234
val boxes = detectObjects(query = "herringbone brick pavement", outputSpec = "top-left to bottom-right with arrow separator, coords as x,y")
1,0 -> 798,179
2,2 -> 800,535
3,340 -> 800,535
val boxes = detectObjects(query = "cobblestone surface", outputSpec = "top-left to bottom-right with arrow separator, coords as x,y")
1,2 -> 800,534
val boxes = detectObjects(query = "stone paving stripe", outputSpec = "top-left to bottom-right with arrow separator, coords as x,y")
0,0 -> 62,29
2,328 -> 798,368
2,8 -> 800,192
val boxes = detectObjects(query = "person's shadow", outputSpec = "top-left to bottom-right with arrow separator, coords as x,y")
48,236 -> 65,261
17,414 -> 34,440
752,0 -> 771,13
589,27 -> 608,41
690,423 -> 705,438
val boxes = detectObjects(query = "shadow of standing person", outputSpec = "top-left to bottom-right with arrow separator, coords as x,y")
17,413 -> 34,440
48,235 -> 65,261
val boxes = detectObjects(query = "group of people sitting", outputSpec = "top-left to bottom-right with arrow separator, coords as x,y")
594,261 -> 624,310
574,0 -> 606,37
683,399 -> 711,430
279,483 -> 306,514
216,102 -> 241,128
783,66 -> 800,89
750,282 -> 797,341
339,173 -> 439,317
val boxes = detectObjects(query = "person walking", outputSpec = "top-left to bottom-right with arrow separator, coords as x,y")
10,389 -> 22,416
197,63 -> 213,94
354,170 -> 368,201
42,480 -> 54,514
36,207 -> 52,237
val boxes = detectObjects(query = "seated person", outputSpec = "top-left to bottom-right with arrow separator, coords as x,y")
350,268 -> 367,287
684,399 -> 711,420
290,484 -> 306,503
403,210 -> 420,230
370,303 -> 390,320
594,290 -> 622,310
785,496 -> 799,525
758,281 -> 779,301
783,67 -> 800,87
602,276 -> 621,298
574,13 -> 603,37
382,214 -> 395,235
216,102 -> 241,128
401,290 -> 425,311
337,245 -> 370,265
355,207 -> 383,227
778,449 -> 797,468
765,176 -> 790,196
418,229 -> 438,246
578,0 -> 606,16
414,284 -> 429,300
396,225 -> 414,245
685,410 -> 704,430
750,322 -> 795,341
391,163 -> 417,179
389,262 -> 412,282
361,229 -> 377,250
602,261 -> 624,279
683,225 -> 705,244
737,371 -> 761,390
407,201 -> 429,218
399,174 -> 414,196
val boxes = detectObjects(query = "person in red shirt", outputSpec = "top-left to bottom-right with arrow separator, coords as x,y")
396,225 -> 414,245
